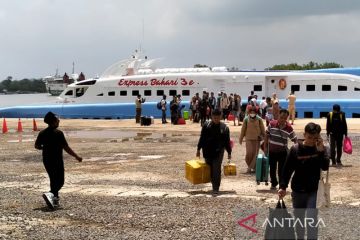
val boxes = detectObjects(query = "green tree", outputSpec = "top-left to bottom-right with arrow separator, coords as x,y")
266,61 -> 343,70
194,64 -> 208,68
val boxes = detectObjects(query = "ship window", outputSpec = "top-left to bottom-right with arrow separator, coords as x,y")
320,112 -> 328,118
65,90 -> 73,96
304,112 -> 313,118
254,85 -> 262,91
76,80 -> 96,86
306,85 -> 315,91
144,90 -> 152,96
271,79 -> 275,84
108,91 -> 115,96
132,90 -> 139,96
76,88 -> 86,97
97,93 -> 103,96
291,85 -> 300,92
322,85 -> 331,91
169,90 -> 177,96
182,90 -> 190,96
338,85 -> 347,91
355,87 -> 360,91
157,90 -> 164,96
120,90 -> 127,96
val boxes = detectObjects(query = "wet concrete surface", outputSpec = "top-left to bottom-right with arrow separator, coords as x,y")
1,118 -> 360,239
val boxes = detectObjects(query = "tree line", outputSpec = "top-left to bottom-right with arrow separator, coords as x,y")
0,76 -> 46,93
194,61 -> 343,71
265,61 -> 343,70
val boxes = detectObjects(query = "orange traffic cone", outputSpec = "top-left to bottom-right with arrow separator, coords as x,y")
2,118 -> 8,134
32,118 -> 38,131
17,118 -> 23,132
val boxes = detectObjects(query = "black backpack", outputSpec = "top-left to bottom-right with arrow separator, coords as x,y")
157,102 -> 162,110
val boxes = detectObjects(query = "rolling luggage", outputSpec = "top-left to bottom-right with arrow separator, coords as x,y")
256,153 -> 269,185
140,116 -> 151,126
185,159 -> 210,184
224,162 -> 237,176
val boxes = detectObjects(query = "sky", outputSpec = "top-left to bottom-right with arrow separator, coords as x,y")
1,0 -> 360,80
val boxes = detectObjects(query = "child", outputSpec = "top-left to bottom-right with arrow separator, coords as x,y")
35,112 -> 82,209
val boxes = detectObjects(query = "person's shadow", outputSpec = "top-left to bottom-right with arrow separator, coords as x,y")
33,206 -> 65,212
187,190 -> 237,196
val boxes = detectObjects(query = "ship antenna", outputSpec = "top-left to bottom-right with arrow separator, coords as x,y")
72,61 -> 75,74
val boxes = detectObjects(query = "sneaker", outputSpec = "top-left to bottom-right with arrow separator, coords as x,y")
337,162 -> 343,167
270,186 -> 277,191
331,163 -> 337,167
42,192 -> 54,209
53,197 -> 60,208
212,190 -> 220,196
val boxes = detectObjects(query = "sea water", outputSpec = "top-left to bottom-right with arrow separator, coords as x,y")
0,93 -> 56,107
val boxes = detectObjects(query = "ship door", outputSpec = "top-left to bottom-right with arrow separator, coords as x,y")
264,76 -> 288,98
265,76 -> 277,97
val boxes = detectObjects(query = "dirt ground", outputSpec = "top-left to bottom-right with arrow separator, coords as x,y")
0,118 -> 359,239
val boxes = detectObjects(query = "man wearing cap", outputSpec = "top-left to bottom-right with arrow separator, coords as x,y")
35,112 -> 82,209
135,94 -> 146,123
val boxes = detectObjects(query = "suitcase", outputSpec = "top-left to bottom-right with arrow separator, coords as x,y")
185,159 -> 211,184
224,162 -> 237,176
140,116 -> 151,126
255,153 -> 269,185
178,118 -> 186,125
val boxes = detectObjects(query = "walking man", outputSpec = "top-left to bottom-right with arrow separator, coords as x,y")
279,122 -> 329,239
264,109 -> 297,190
35,112 -> 82,209
326,104 -> 348,166
196,109 -> 232,195
286,91 -> 296,125
239,106 -> 265,173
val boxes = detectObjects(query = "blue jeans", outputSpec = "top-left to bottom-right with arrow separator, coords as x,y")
291,191 -> 318,240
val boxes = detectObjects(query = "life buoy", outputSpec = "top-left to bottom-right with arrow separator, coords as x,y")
279,79 -> 287,90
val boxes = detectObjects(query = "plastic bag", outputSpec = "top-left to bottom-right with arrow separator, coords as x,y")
343,136 -> 352,154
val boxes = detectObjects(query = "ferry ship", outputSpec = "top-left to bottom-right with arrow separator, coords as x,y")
1,51 -> 360,119
43,72 -> 86,96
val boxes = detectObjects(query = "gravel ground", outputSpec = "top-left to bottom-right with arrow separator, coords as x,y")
0,119 -> 360,239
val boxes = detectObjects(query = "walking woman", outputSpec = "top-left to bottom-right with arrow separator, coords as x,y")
239,106 -> 265,173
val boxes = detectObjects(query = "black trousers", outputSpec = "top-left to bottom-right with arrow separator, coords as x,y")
135,108 -> 141,123
44,161 -> 64,198
161,110 -> 167,123
269,150 -> 288,187
330,134 -> 343,164
205,152 -> 224,191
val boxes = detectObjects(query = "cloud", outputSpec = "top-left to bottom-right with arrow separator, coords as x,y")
1,0 -> 360,80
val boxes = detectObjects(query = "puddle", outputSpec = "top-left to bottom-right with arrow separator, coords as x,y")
65,130 -> 163,139
138,155 -> 165,160
7,139 -> 34,143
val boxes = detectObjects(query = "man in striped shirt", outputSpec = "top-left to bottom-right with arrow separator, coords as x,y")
264,109 -> 297,190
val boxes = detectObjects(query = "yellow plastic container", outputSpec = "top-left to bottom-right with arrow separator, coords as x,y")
183,111 -> 189,120
224,163 -> 237,176
185,159 -> 211,184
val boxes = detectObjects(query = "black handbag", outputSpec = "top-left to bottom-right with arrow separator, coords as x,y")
264,199 -> 296,240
